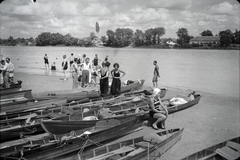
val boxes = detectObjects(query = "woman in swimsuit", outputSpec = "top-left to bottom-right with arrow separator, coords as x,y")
144,88 -> 168,130
62,55 -> 68,81
99,62 -> 110,95
110,63 -> 126,95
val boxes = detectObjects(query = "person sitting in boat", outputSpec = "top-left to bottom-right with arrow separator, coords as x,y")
143,88 -> 168,130
51,62 -> 56,70
187,91 -> 196,101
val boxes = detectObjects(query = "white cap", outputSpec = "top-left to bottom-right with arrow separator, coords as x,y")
153,88 -> 161,96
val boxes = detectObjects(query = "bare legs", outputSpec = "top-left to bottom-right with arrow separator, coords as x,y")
152,113 -> 166,129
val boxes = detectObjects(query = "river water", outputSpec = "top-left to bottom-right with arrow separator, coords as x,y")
1,46 -> 239,98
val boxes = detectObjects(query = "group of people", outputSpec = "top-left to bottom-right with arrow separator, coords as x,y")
0,54 -> 15,88
61,53 -> 126,95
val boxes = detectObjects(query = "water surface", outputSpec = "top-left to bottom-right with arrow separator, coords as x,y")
1,46 -> 239,98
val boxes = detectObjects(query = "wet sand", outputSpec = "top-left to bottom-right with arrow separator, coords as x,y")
15,72 -> 239,159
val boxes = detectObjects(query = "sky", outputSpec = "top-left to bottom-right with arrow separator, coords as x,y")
0,0 -> 239,39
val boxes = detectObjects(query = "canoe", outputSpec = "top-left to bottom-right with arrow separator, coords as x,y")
0,94 -> 146,141
41,93 -> 201,135
1,116 -> 144,160
66,79 -> 145,102
0,122 -> 44,142
0,89 -> 35,107
32,87 -> 99,101
40,101 -> 149,135
0,80 -> 22,94
79,128 -> 184,160
180,136 -> 240,160
0,98 -> 66,120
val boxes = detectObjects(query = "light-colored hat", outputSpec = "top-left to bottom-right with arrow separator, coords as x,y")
153,88 -> 161,96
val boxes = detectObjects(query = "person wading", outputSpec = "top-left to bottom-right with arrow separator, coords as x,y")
153,60 -> 160,88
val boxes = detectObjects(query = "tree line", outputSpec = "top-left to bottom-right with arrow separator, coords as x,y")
0,27 -> 239,48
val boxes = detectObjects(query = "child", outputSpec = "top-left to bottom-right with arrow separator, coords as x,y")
51,62 -> 56,70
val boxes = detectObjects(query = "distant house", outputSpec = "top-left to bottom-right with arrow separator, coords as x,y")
166,40 -> 176,45
190,36 -> 220,44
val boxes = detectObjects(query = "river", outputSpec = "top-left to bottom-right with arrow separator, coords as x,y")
1,46 -> 239,98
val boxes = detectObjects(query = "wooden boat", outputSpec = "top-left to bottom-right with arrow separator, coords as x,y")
180,136 -> 240,160
1,116 -> 144,160
0,80 -> 22,94
40,100 -> 149,135
0,89 -> 35,107
79,128 -> 184,160
0,95 -> 146,141
0,122 -> 44,142
41,93 -> 201,135
66,79 -> 145,102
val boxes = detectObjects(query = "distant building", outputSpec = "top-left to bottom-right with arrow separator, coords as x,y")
190,36 -> 220,44
166,40 -> 176,45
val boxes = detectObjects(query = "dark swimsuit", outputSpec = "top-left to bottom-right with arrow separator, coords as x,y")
149,100 -> 162,118
100,70 -> 109,95
110,71 -> 121,95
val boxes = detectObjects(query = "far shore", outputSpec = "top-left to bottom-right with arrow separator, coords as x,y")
1,44 -> 239,50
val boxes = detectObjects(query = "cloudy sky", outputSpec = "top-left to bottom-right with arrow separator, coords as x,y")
0,0 -> 239,39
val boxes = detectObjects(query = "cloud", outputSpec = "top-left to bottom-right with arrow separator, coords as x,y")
208,2 -> 233,15
147,0 -> 192,10
82,3 -> 111,16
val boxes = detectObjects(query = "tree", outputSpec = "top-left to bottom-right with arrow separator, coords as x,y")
219,29 -> 233,46
100,36 -> 107,44
89,32 -> 97,41
233,29 -> 240,44
36,32 -> 51,46
176,28 -> 191,45
95,22 -> 100,34
200,30 -> 213,36
145,28 -> 154,45
154,27 -> 165,43
133,29 -> 144,46
106,30 -> 115,46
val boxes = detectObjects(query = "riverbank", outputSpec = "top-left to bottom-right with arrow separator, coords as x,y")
14,72 -> 239,160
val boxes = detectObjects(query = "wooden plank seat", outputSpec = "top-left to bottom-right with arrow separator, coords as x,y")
216,141 -> 240,160
23,144 -> 41,150
87,146 -> 135,160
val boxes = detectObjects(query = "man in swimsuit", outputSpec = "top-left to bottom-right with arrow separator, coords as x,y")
153,60 -> 160,88
44,54 -> 49,69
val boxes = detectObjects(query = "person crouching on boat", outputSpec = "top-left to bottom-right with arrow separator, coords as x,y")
144,88 -> 168,130
71,58 -> 79,89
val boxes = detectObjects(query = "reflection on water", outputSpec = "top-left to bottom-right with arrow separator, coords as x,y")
1,46 -> 239,98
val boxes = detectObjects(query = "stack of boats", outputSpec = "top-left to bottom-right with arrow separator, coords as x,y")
0,79 -> 204,160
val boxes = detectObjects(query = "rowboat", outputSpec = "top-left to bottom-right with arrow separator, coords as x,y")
32,79 -> 145,101
79,128 -> 184,160
180,136 -> 240,160
66,79 -> 146,102
0,80 -> 22,94
40,99 -> 149,135
1,116 -> 144,160
0,89 -> 35,107
0,122 -> 44,142
0,94 -> 146,141
41,93 -> 201,135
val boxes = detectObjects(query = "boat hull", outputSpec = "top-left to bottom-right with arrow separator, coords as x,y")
1,116 -> 144,160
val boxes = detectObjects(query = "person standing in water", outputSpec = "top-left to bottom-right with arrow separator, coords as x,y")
62,55 -> 68,81
71,58 -> 79,89
44,54 -> 49,69
99,62 -> 110,95
69,53 -> 74,67
81,57 -> 91,87
110,63 -> 126,95
153,60 -> 160,88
